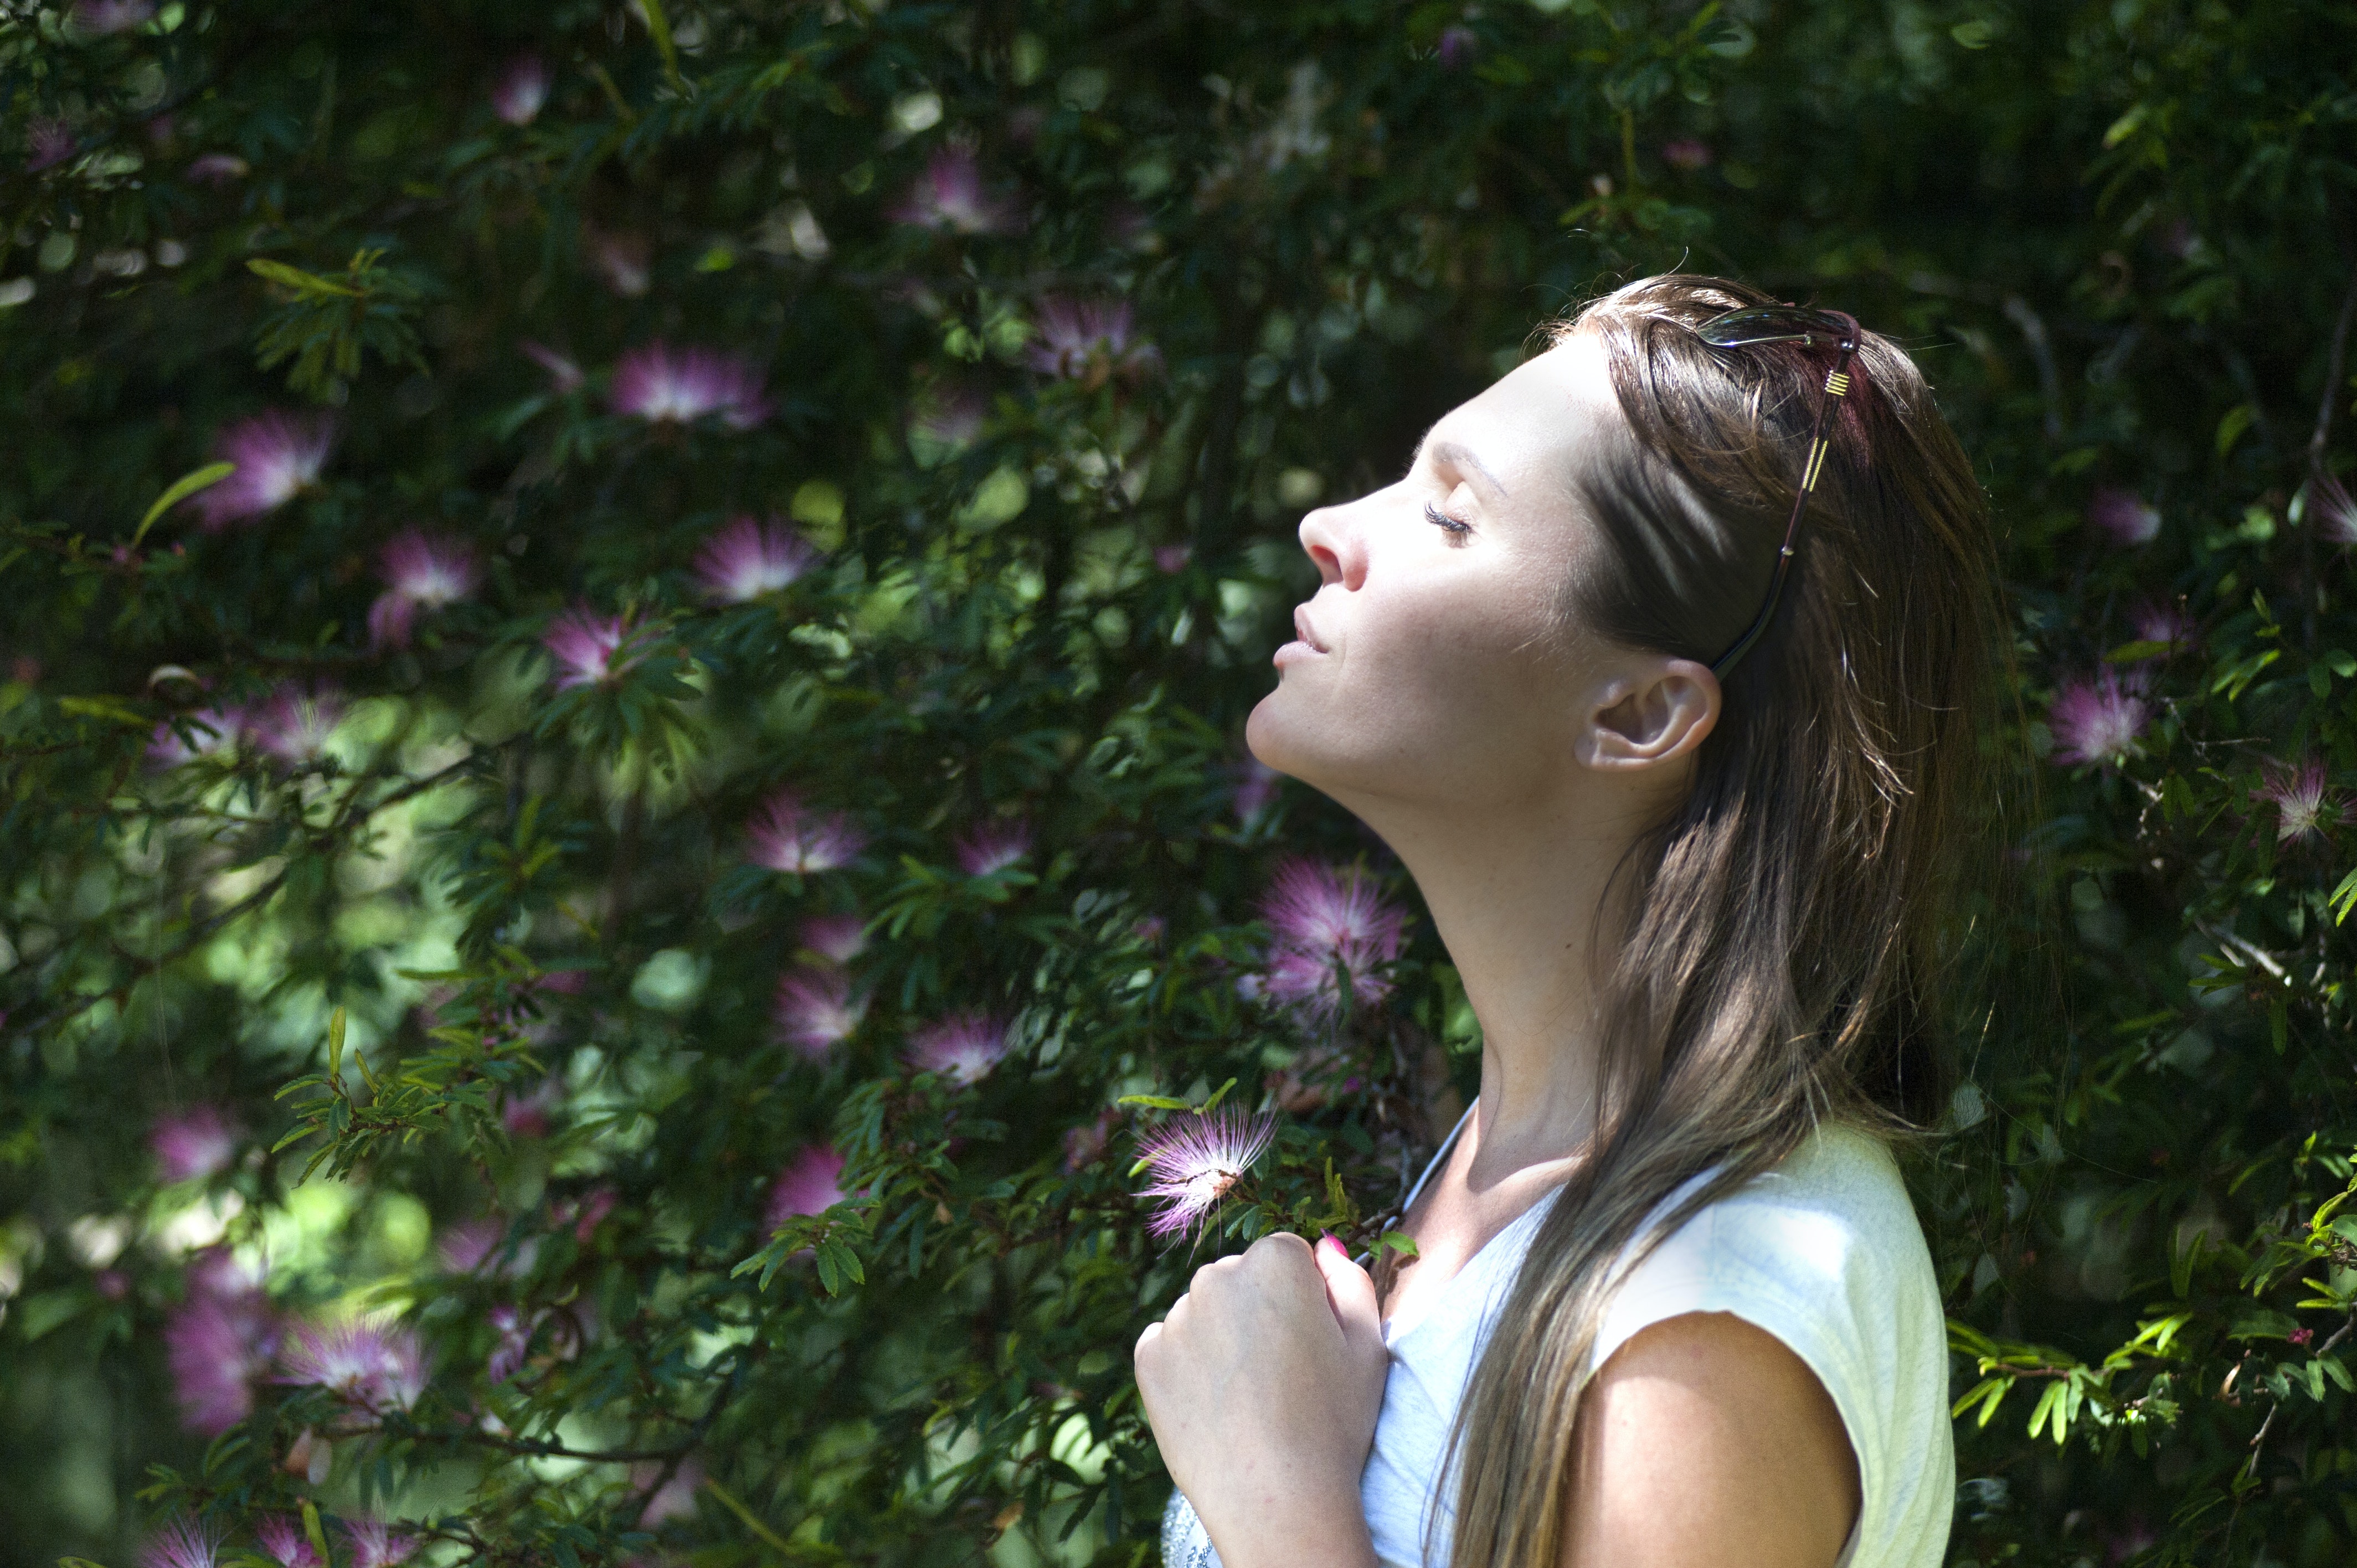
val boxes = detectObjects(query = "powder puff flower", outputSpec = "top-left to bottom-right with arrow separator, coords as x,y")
765,1144 -> 848,1227
1025,297 -> 1161,387
192,411 -> 336,529
27,118 -> 75,173
541,606 -> 645,690
2255,759 -> 2348,845
186,152 -> 249,184
2312,475 -> 2357,546
954,818 -> 1031,877
254,683 -> 345,764
150,1104 -> 238,1183
148,704 -> 247,767
164,1268 -> 279,1435
558,1185 -> 619,1243
1063,1108 -> 1117,1172
799,911 -> 868,964
68,0 -> 156,35
491,53 -> 552,126
254,1517 -> 321,1568
1134,1107 -> 1278,1240
485,1304 -> 539,1384
436,1217 -> 506,1274
519,338 -> 585,394
775,967 -> 866,1058
2085,486 -> 2161,547
2048,670 -> 2149,768
139,1518 -> 220,1568
1435,25 -> 1480,69
2126,597 -> 2195,654
584,225 -> 650,296
905,1011 -> 1009,1085
344,1519 -> 415,1568
693,515 -> 819,602
1258,859 -> 1408,1018
891,146 -> 1022,236
368,528 -> 481,649
279,1317 -> 428,1413
910,382 -> 988,462
1660,137 -> 1713,171
610,341 -> 769,429
1232,759 -> 1282,825
746,791 -> 866,874
636,1456 -> 706,1526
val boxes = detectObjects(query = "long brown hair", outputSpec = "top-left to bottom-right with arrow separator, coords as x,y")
1443,274 -> 2000,1567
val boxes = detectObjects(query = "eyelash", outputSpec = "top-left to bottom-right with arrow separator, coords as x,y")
1424,502 -> 1473,544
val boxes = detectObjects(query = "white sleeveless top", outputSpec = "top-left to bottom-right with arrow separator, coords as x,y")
1161,1115 -> 1953,1568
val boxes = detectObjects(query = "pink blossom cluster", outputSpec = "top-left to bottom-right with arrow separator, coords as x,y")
490,54 -> 551,126
542,606 -> 649,690
1133,1107 -> 1278,1240
369,528 -> 481,649
164,1248 -> 279,1435
746,790 -> 866,874
277,1316 -> 429,1415
765,1143 -> 850,1229
2254,759 -> 2349,847
2048,669 -> 2150,768
254,1514 -> 321,1568
905,1011 -> 1010,1085
151,1103 -> 239,1183
189,411 -> 337,529
610,341 -> 769,428
2085,486 -> 2161,547
774,967 -> 866,1058
1257,859 -> 1409,1019
891,146 -> 1023,235
693,515 -> 820,603
954,818 -> 1032,877
1025,297 -> 1161,387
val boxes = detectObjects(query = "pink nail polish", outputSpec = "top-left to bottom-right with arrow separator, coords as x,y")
1318,1233 -> 1347,1258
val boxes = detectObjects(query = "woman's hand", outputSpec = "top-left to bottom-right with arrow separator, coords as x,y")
1134,1232 -> 1388,1568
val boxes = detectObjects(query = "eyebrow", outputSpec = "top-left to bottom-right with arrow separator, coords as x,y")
1416,436 -> 1510,499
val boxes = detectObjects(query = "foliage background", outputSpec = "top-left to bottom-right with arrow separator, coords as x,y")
4,0 -> 2356,1564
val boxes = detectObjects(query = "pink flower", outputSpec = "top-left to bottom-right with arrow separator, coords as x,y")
192,411 -> 336,528
254,683 -> 345,764
140,1518 -> 220,1568
1258,860 -> 1408,1018
584,225 -> 650,296
609,341 -> 769,429
2126,598 -> 2194,654
2049,670 -> 2150,768
344,1519 -> 415,1568
765,1144 -> 848,1227
151,1105 -> 238,1182
519,338 -> 585,394
255,1515 -> 322,1568
560,1185 -> 619,1242
1025,297 -> 1160,386
186,152 -> 249,184
501,1077 -> 562,1138
910,382 -> 988,458
1154,544 -> 1192,574
491,53 -> 552,125
2085,486 -> 2161,547
2313,475 -> 2357,546
542,606 -> 645,690
2255,759 -> 2348,845
891,146 -> 1022,235
693,515 -> 819,602
164,1261 -> 279,1435
486,1304 -> 538,1383
68,0 -> 156,35
954,818 -> 1032,877
27,117 -> 75,173
906,1011 -> 1010,1085
1233,759 -> 1282,825
2289,1325 -> 2315,1348
436,1217 -> 511,1274
1063,1108 -> 1117,1172
775,967 -> 866,1058
148,704 -> 247,766
1660,138 -> 1713,172
798,912 -> 868,964
1134,1108 -> 1277,1240
368,528 -> 481,649
635,1456 -> 706,1526
1435,25 -> 1479,69
745,791 -> 866,874
279,1317 -> 428,1413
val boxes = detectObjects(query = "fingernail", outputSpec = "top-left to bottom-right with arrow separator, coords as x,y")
1318,1232 -> 1347,1257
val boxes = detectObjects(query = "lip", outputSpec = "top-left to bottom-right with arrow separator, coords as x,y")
1273,606 -> 1328,669
1291,606 -> 1327,653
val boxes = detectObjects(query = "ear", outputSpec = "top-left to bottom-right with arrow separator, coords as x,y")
1574,658 -> 1721,772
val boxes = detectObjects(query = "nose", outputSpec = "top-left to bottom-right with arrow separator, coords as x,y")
1298,504 -> 1366,591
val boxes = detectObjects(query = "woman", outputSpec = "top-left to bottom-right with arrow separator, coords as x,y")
1139,274 -> 1995,1568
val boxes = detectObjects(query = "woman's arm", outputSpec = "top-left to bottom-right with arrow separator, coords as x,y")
1134,1232 -> 1389,1568
1560,1311 -> 1861,1568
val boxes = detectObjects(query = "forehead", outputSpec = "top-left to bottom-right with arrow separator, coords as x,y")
1420,332 -> 1614,491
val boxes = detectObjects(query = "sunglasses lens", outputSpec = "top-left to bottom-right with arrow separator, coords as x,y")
1696,307 -> 1849,348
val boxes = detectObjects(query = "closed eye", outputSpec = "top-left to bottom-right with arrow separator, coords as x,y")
1424,502 -> 1473,544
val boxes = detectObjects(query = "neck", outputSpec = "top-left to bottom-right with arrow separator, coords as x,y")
1349,781 -> 1662,1190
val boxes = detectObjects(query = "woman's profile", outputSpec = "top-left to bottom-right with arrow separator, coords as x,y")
1138,272 -> 1996,1568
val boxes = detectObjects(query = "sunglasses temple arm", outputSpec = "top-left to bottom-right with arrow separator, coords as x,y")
1708,338 -> 1860,680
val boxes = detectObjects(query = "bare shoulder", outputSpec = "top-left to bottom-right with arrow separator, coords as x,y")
1559,1311 -> 1861,1568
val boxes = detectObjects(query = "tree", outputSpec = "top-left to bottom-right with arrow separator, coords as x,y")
2,2 -> 2353,1564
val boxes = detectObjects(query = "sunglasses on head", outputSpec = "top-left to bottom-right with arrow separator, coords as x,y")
1689,305 -> 1861,679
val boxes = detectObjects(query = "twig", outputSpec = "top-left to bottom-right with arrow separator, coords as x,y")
2001,295 -> 2065,442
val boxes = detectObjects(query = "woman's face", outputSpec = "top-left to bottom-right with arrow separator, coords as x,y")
1247,332 -> 1645,816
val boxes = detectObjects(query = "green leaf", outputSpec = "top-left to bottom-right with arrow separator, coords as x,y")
639,0 -> 682,84
2104,640 -> 2170,663
1200,1077 -> 1238,1114
1116,1095 -> 1192,1112
55,696 -> 148,728
133,461 -> 236,544
2331,865 -> 2357,925
1376,1230 -> 1419,1259
2214,403 -> 2254,457
248,257 -> 363,297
